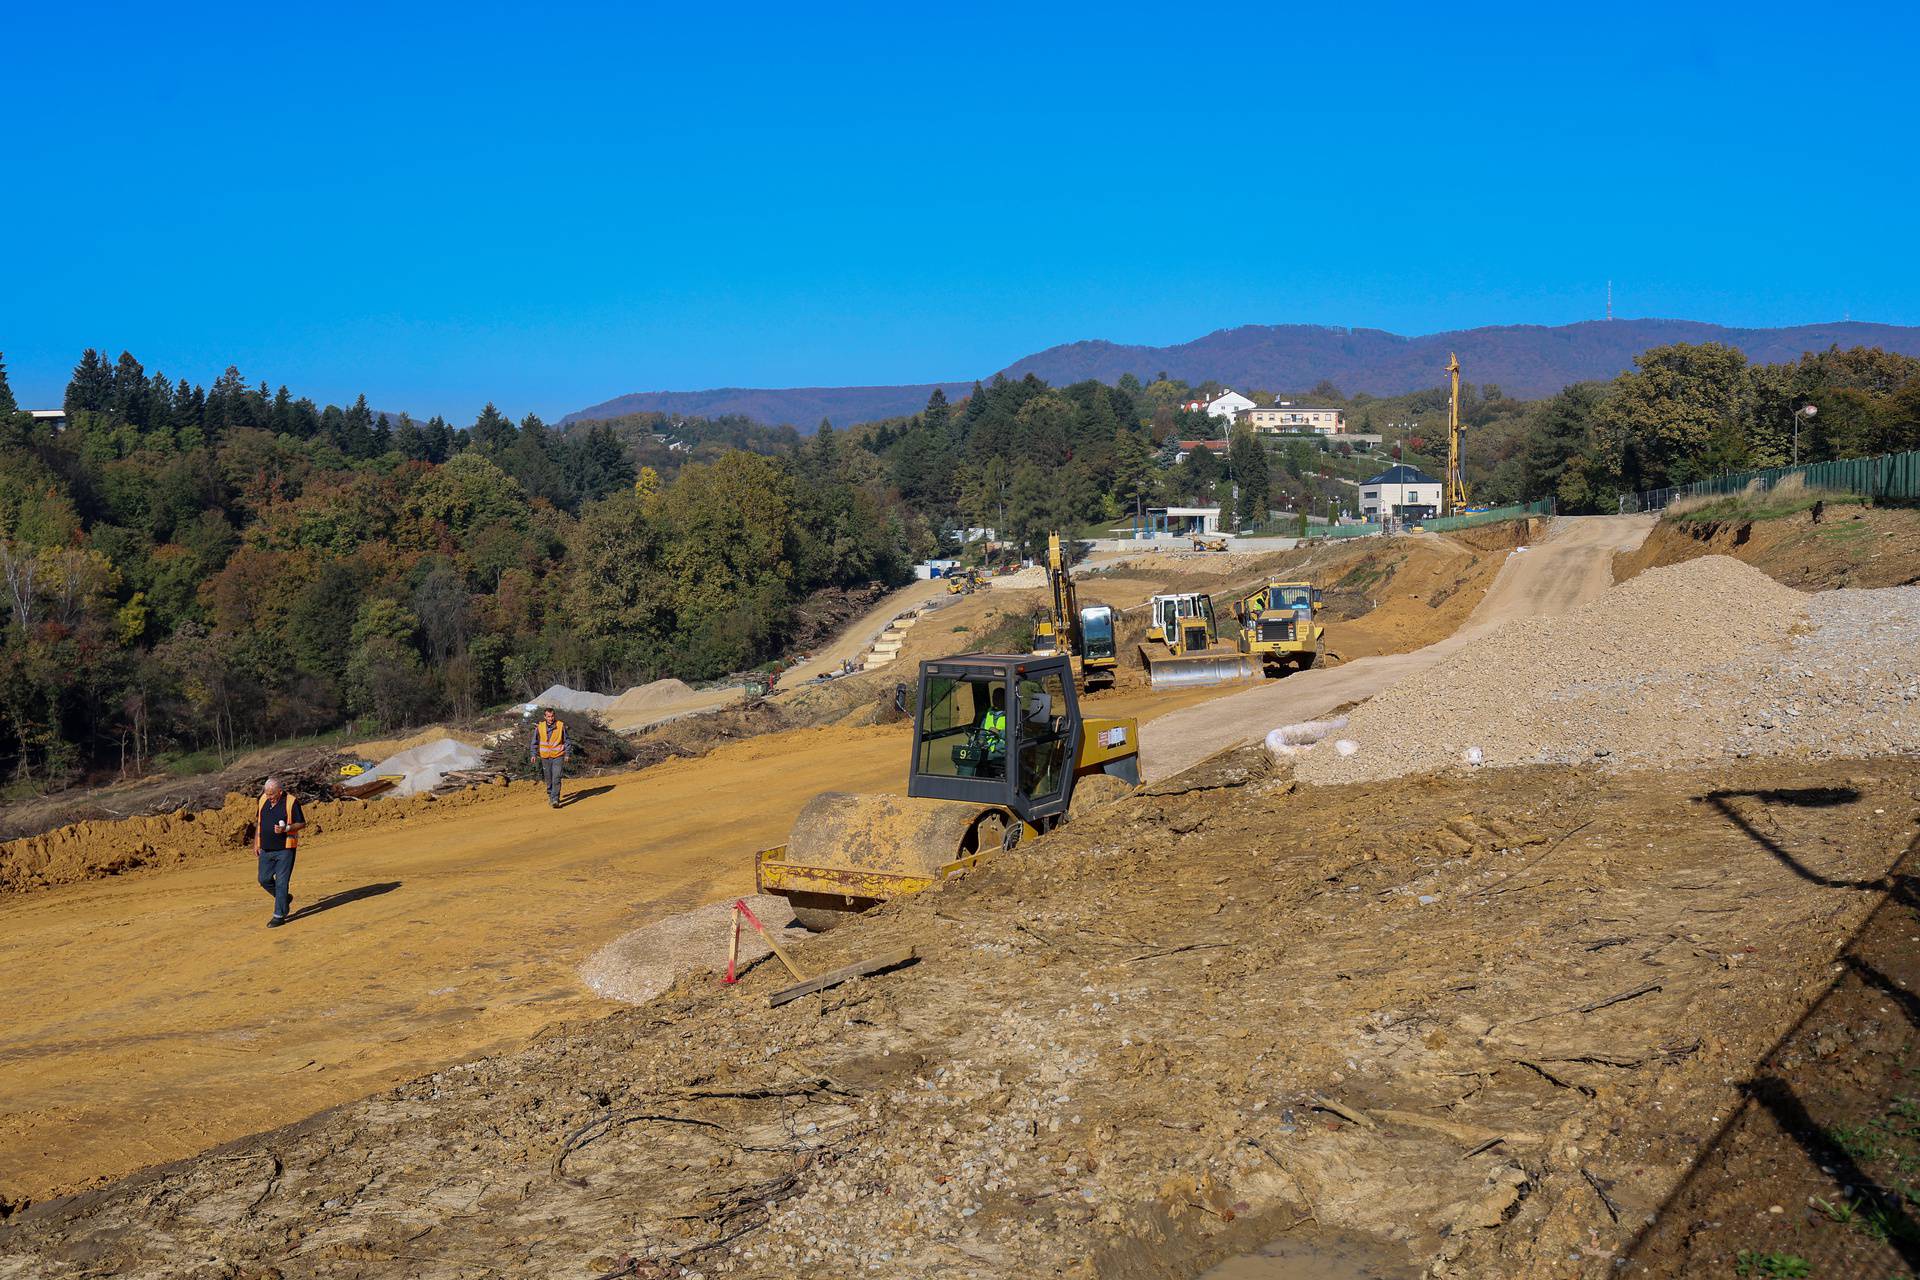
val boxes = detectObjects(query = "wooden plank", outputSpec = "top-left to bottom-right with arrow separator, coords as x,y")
767,948 -> 917,1008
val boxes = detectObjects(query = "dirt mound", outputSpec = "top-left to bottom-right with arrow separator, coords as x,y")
609,678 -> 698,713
1613,504 -> 1920,591
0,783 -> 513,898
580,894 -> 810,1005
348,725 -> 485,760
1299,555 -> 1920,785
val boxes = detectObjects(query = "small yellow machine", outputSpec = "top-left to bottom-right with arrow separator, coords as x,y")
1139,593 -> 1257,690
1190,534 -> 1228,552
756,653 -> 1140,929
1233,579 -> 1325,676
946,567 -> 985,595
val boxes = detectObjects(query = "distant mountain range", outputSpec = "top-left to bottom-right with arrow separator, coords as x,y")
560,319 -> 1920,430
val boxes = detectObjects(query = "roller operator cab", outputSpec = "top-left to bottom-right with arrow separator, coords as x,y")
754,654 -> 1140,930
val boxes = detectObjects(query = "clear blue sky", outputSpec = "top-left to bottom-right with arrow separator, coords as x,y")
7,1 -> 1917,421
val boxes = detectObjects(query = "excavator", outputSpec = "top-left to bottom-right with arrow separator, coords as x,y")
1033,532 -> 1117,693
1232,579 -> 1325,676
1139,592 -> 1258,690
755,652 -> 1140,929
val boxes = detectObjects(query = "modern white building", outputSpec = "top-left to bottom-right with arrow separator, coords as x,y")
1239,402 -> 1345,435
1142,506 -> 1223,536
1358,464 -> 1443,521
1178,389 -> 1256,426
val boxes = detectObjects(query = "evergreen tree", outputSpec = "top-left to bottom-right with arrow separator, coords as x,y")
393,412 -> 429,461
339,394 -> 377,458
371,412 -> 394,456
924,387 -> 950,436
1228,426 -> 1270,528
270,386 -> 294,436
173,379 -> 202,431
469,403 -> 516,452
0,351 -> 17,415
65,348 -> 114,416
423,415 -> 455,463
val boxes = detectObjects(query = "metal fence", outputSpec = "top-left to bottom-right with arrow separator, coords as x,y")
1421,496 -> 1557,532
1618,449 -> 1920,514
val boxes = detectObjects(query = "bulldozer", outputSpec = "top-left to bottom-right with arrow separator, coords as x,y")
1190,534 -> 1229,552
1138,593 -> 1258,690
1233,579 -> 1325,676
1033,532 -> 1117,693
755,653 -> 1140,930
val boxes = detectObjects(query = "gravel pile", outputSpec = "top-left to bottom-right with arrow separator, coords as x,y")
1298,555 -> 1920,784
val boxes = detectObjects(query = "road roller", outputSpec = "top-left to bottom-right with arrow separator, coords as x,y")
754,652 -> 1141,930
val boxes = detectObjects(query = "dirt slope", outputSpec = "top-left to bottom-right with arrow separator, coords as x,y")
0,687 -> 1196,1209
5,754 -> 1913,1277
1139,515 -> 1655,781
1613,504 -> 1920,589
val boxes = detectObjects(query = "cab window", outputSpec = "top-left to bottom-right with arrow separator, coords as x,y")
917,674 -> 1007,779
1079,609 -> 1115,660
1275,586 -> 1311,610
1016,673 -> 1071,802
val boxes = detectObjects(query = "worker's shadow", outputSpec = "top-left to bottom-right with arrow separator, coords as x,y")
556,786 -> 613,809
286,881 -> 401,924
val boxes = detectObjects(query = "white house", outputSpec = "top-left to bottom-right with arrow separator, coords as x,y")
1239,402 -> 1345,435
1204,389 -> 1255,426
1358,464 -> 1442,521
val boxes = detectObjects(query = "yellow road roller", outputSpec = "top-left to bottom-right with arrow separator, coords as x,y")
755,652 -> 1140,929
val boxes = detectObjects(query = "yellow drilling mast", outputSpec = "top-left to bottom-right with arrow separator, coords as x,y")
1445,352 -> 1470,515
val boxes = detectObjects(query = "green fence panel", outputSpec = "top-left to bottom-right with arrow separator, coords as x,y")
1621,448 -> 1920,511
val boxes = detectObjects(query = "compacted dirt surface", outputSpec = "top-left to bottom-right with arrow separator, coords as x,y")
3,753 -> 1914,1278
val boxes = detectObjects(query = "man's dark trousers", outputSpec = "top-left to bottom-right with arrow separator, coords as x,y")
539,759 -> 563,805
258,849 -> 296,918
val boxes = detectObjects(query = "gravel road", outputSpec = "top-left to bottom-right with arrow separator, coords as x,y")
1139,515 -> 1656,781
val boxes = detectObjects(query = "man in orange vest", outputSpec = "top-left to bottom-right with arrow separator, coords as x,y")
255,776 -> 306,928
530,708 -> 571,807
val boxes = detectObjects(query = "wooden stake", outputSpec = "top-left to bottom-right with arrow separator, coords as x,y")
723,904 -> 742,984
732,899 -> 805,981
768,949 -> 917,1008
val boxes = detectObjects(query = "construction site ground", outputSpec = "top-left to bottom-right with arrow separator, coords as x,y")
4,508 -> 1919,1279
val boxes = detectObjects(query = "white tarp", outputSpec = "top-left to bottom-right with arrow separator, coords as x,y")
351,737 -> 489,798
530,683 -> 616,712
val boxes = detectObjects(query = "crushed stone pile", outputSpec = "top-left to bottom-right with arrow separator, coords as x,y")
347,737 -> 489,797
529,683 -> 616,713
1299,555 -> 1920,784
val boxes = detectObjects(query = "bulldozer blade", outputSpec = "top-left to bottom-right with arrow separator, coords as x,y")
1147,651 -> 1259,690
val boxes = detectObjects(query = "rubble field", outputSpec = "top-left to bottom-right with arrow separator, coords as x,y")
5,749 -> 1915,1279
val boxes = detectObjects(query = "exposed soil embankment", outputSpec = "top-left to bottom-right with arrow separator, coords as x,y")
7,753 -> 1915,1277
1613,504 -> 1920,590
0,781 -> 512,897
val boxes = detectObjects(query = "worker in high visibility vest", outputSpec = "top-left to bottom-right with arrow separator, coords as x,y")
978,686 -> 1008,778
530,708 -> 571,807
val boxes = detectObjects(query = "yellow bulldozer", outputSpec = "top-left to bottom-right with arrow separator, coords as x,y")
1190,534 -> 1229,552
755,652 -> 1140,930
1139,592 -> 1258,690
1232,579 -> 1326,676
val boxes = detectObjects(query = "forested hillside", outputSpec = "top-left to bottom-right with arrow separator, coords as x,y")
0,351 -> 920,788
4,337 -> 1917,794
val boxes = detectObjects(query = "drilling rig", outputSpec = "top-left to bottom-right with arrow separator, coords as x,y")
1445,352 -> 1470,515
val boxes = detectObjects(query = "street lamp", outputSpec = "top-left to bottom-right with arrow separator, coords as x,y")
1793,403 -> 1817,466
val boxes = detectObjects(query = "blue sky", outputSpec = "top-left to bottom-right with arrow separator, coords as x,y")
6,1 -> 1917,420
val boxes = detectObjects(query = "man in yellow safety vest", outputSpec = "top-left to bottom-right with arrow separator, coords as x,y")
530,708 -> 571,807
979,686 -> 1008,778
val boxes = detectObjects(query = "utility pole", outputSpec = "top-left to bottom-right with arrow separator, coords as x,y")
1445,353 -> 1469,516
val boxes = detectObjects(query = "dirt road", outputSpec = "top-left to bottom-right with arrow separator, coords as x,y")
0,688 -> 1190,1207
774,579 -> 950,689
1140,515 -> 1654,780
